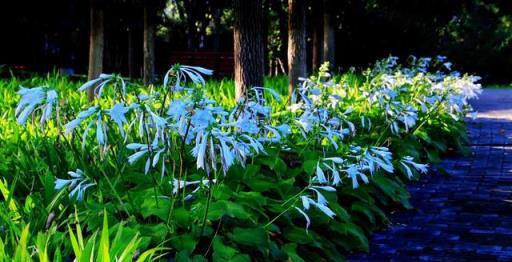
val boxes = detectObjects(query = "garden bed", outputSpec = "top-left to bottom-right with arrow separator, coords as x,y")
0,57 -> 480,261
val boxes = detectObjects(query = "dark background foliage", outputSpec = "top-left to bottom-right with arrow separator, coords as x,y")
0,0 -> 510,83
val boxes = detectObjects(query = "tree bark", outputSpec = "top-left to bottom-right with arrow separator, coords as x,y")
87,0 -> 104,101
273,0 -> 288,73
127,26 -> 136,79
287,0 -> 307,97
262,0 -> 269,75
322,0 -> 335,68
311,0 -> 322,72
143,4 -> 156,85
233,0 -> 265,100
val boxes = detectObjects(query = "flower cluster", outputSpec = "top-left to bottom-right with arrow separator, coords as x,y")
14,57 -> 480,231
15,86 -> 58,126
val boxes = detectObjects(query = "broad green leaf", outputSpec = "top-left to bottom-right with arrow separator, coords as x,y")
228,227 -> 268,247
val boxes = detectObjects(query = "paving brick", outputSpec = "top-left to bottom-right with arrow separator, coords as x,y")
349,89 -> 512,261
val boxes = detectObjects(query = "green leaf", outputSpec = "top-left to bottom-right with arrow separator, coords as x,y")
171,233 -> 198,253
244,176 -> 277,192
212,237 -> 237,261
228,254 -> 251,262
68,225 -> 82,261
173,207 -> 191,226
98,210 -> 110,262
228,227 -> 268,247
282,243 -> 305,262
302,160 -> 318,176
207,200 -> 251,220
372,176 -> 410,208
14,224 -> 30,262
283,226 -> 314,244
335,222 -> 369,252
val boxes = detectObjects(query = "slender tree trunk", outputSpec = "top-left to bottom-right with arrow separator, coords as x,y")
322,0 -> 335,67
262,0 -> 269,75
312,29 -> 319,71
127,26 -> 136,79
143,4 -> 156,85
273,0 -> 288,73
233,0 -> 265,100
311,0 -> 322,72
287,0 -> 307,97
87,0 -> 104,101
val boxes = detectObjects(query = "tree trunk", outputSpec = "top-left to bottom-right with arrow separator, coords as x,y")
322,0 -> 335,68
311,0 -> 322,72
273,0 -> 288,74
287,0 -> 307,97
143,4 -> 156,85
262,0 -> 269,75
233,0 -> 265,100
127,26 -> 136,79
87,0 -> 104,101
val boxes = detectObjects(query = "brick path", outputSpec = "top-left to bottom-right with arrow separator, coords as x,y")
351,89 -> 512,261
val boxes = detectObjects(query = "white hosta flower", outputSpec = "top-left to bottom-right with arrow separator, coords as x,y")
252,87 -> 282,102
164,65 -> 213,88
167,100 -> 189,120
191,130 -> 209,171
315,161 -> 328,184
223,115 -> 259,134
78,74 -> 120,98
41,90 -> 58,125
96,113 -> 107,147
64,106 -> 98,135
345,165 -> 368,189
296,112 -> 318,134
171,178 -> 216,197
108,103 -> 129,137
363,146 -> 394,174
54,169 -> 95,201
397,106 -> 418,132
401,156 -> 429,178
294,207 -> 311,230
127,140 -> 162,174
191,109 -> 215,130
450,76 -> 482,100
244,101 -> 271,118
288,103 -> 304,113
218,135 -> 235,174
361,116 -> 372,131
296,191 -> 336,230
15,87 -> 58,126
275,124 -> 291,137
180,65 -> 213,85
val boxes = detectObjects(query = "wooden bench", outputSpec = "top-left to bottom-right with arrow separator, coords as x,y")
169,51 -> 234,77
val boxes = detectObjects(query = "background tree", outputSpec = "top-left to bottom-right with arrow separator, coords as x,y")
233,0 -> 265,100
310,0 -> 323,72
322,0 -> 335,68
87,0 -> 105,101
1,0 -> 511,84
143,2 -> 156,85
287,0 -> 307,96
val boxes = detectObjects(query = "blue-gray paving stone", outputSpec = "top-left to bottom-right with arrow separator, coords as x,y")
349,89 -> 512,261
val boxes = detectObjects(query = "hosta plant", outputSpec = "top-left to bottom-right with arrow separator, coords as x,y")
3,56 -> 481,261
